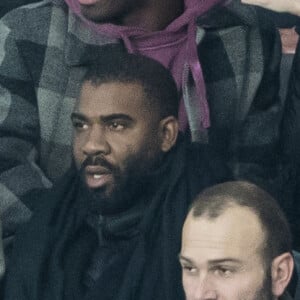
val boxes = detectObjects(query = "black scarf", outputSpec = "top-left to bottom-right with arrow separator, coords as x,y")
4,139 -> 230,300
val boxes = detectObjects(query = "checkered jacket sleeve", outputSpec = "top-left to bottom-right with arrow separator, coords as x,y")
0,4 -> 53,242
197,3 -> 283,195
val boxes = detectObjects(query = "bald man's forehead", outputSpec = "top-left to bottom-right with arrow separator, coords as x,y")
182,206 -> 266,259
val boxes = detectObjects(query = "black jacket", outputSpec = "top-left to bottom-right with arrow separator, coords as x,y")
3,139 -> 230,300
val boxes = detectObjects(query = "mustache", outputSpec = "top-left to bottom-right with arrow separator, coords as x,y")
80,155 -> 116,172
79,155 -> 119,188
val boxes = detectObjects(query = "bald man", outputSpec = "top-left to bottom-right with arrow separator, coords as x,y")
180,181 -> 295,300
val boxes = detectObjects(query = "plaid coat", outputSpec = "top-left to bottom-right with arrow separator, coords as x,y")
0,0 -> 282,245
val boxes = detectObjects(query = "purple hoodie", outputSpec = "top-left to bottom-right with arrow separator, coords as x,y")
65,0 -> 227,132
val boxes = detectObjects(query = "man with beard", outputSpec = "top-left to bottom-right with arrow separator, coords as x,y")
3,51 -> 229,300
0,0 -> 284,256
180,181 -> 295,300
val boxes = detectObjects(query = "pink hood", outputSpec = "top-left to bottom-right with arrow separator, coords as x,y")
65,0 -> 228,131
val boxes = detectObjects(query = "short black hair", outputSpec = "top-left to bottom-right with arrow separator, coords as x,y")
82,48 -> 179,118
190,181 -> 292,267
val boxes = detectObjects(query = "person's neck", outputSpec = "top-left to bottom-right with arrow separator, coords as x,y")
121,0 -> 184,31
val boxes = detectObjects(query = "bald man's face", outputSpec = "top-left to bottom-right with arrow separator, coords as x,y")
180,206 -> 274,300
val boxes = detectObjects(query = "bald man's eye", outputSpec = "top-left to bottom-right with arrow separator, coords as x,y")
213,266 -> 234,278
181,264 -> 197,274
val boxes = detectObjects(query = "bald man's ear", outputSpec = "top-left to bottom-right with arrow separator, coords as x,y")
159,116 -> 179,152
271,252 -> 294,297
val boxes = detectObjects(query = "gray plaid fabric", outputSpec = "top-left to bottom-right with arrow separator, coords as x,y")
0,0 -> 41,18
0,0 -> 282,243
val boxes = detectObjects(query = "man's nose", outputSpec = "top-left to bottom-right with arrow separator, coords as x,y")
192,275 -> 217,300
82,125 -> 110,156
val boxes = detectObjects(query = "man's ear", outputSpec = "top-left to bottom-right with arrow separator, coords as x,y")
159,116 -> 179,152
271,252 -> 294,297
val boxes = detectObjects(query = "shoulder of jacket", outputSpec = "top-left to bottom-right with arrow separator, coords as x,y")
0,0 -> 69,42
1,0 -> 67,29
196,0 -> 275,31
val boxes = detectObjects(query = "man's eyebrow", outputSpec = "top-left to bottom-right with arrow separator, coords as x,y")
100,114 -> 134,123
70,112 -> 87,121
207,258 -> 242,266
70,113 -> 134,123
178,254 -> 194,264
178,255 -> 242,266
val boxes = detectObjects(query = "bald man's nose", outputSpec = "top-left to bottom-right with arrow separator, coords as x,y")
191,275 -> 217,300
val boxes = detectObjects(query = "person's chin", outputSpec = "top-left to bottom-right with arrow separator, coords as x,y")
80,5 -> 120,24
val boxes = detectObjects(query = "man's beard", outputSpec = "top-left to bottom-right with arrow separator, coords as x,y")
251,267 -> 274,300
79,154 -> 155,216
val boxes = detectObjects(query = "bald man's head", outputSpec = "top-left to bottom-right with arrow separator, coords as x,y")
180,181 -> 294,300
